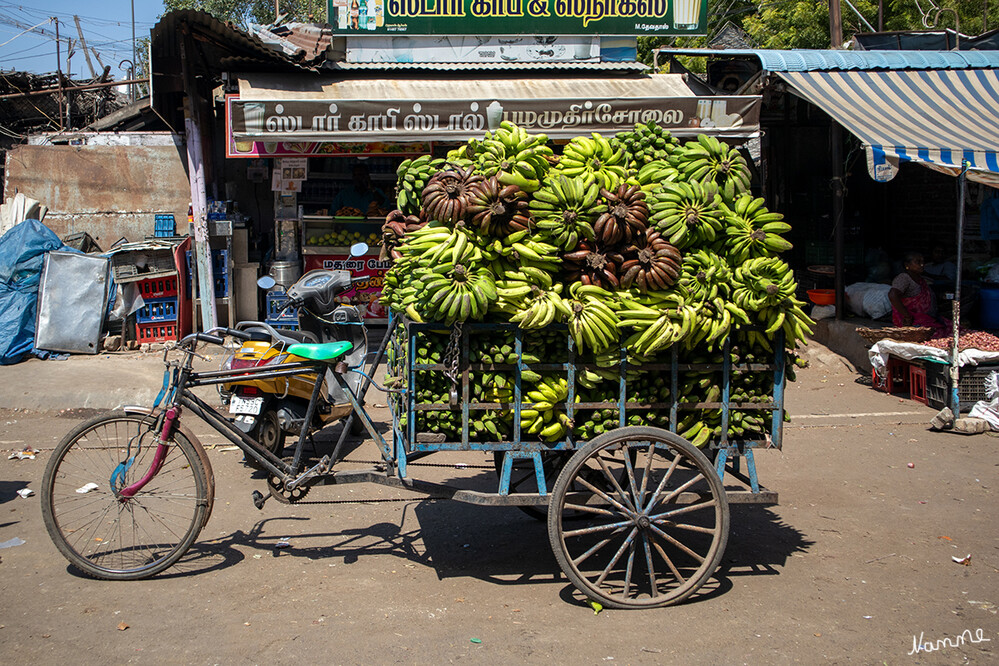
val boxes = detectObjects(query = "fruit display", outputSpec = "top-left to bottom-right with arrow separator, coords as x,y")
382,120 -> 812,446
307,229 -> 380,247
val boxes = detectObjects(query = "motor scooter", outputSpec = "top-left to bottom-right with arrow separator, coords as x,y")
221,242 -> 370,457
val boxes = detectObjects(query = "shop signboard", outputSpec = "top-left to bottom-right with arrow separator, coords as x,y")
326,0 -> 707,35
303,252 -> 391,321
228,94 -> 759,145
228,131 -> 432,159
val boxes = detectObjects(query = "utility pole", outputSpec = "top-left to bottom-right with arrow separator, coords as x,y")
829,0 -> 843,48
55,17 -> 64,129
878,0 -> 884,31
131,0 -> 136,103
75,15 -> 97,78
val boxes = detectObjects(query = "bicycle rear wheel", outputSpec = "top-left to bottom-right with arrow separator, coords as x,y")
41,413 -> 210,580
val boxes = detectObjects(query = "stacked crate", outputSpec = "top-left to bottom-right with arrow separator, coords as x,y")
265,287 -> 299,330
135,274 -> 180,343
185,249 -> 230,299
154,214 -> 176,237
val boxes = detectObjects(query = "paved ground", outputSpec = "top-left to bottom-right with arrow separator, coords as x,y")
0,342 -> 996,664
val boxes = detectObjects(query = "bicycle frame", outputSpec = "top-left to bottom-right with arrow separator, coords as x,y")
142,333 -> 392,493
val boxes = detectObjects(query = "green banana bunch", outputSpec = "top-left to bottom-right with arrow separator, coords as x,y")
412,262 -> 498,324
528,174 -> 604,251
678,249 -> 732,302
452,121 -> 553,193
509,285 -> 567,330
674,134 -> 752,202
520,375 -> 573,442
721,193 -> 794,264
613,121 -> 680,167
555,132 -> 628,191
395,155 -> 445,215
731,257 -> 815,347
563,282 -> 621,354
647,180 -> 725,250
635,159 -> 680,192
616,290 -> 695,357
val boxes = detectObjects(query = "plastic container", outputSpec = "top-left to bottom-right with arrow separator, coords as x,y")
136,322 -> 178,344
136,275 -> 178,300
980,287 -> 999,329
924,359 -> 999,411
136,297 -> 178,324
807,289 -> 836,305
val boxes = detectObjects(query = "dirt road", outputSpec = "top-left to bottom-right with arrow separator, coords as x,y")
0,345 -> 996,664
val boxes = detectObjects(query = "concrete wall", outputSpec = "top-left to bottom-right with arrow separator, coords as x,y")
4,140 -> 191,247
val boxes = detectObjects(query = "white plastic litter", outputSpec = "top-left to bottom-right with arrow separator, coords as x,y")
75,482 -> 99,494
16,488 -> 34,498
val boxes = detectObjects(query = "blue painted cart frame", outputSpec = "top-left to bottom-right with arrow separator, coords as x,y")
382,318 -> 783,505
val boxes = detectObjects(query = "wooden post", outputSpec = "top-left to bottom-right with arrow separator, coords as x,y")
74,16 -> 97,78
829,0 -> 843,48
831,122 -> 846,320
55,17 -> 64,129
180,29 -> 218,332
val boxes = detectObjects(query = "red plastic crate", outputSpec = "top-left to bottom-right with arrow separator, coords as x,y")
136,322 -> 178,344
136,275 -> 178,299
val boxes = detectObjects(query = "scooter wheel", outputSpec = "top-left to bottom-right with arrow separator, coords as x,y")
244,411 -> 285,470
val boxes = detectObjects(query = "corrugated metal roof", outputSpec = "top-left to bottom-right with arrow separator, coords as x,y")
237,72 -> 690,100
658,48 -> 999,71
250,22 -> 334,63
324,60 -> 648,72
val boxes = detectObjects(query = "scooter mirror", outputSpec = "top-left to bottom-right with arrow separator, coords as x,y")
349,242 -> 369,257
257,275 -> 277,290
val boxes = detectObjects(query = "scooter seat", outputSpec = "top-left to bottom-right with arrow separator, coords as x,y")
286,341 -> 353,362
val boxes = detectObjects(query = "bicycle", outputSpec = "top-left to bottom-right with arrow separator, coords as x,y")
40,328 -> 378,580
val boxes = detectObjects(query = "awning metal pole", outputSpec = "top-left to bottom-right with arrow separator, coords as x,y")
950,161 -> 969,416
831,122 -> 846,319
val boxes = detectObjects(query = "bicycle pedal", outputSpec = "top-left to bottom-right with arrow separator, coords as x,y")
251,490 -> 268,510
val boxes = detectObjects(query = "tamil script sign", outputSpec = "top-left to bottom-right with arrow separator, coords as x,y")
327,0 -> 707,35
228,95 -> 759,144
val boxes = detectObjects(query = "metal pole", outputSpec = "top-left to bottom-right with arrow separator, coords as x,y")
831,122 -> 846,319
878,0 -> 884,31
829,0 -> 843,48
131,0 -> 136,103
54,17 -> 64,129
950,162 -> 968,417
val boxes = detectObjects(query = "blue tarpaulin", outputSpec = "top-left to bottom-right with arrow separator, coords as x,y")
0,220 -> 70,364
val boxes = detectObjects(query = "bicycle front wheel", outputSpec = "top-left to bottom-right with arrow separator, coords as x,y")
41,413 -> 210,580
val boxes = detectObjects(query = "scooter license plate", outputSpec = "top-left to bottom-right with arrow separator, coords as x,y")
229,396 -> 264,415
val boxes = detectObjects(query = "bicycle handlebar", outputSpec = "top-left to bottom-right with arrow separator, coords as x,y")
179,328 -> 250,349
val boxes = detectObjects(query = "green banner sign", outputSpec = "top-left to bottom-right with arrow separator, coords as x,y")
327,0 -> 707,35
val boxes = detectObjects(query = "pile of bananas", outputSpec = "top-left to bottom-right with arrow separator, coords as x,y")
449,121 -> 553,193
395,155 -> 444,215
529,175 -> 603,250
648,180 -> 725,250
613,121 -> 680,166
732,257 -> 814,344
421,165 -> 484,226
675,134 -> 753,202
521,376 -> 572,442
564,283 -> 621,354
380,120 -> 812,449
722,193 -> 794,264
554,133 -> 628,190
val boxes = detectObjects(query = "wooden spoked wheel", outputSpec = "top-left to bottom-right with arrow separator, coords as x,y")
548,426 -> 729,609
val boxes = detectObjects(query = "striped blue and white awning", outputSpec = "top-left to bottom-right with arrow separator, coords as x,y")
778,69 -> 999,183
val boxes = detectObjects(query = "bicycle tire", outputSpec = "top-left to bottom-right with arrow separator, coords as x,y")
41,412 -> 210,580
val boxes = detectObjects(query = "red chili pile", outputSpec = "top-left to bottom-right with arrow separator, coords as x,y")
924,330 -> 999,351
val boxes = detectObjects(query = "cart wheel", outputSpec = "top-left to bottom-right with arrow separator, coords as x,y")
548,426 -> 729,609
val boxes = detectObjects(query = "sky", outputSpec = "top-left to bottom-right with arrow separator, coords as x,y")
0,0 -> 163,78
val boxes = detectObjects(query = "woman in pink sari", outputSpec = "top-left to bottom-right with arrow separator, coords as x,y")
888,252 -> 949,335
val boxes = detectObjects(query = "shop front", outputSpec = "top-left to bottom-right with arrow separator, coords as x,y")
224,72 -> 762,323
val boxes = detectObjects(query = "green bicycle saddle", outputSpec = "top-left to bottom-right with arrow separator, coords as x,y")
286,341 -> 353,362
